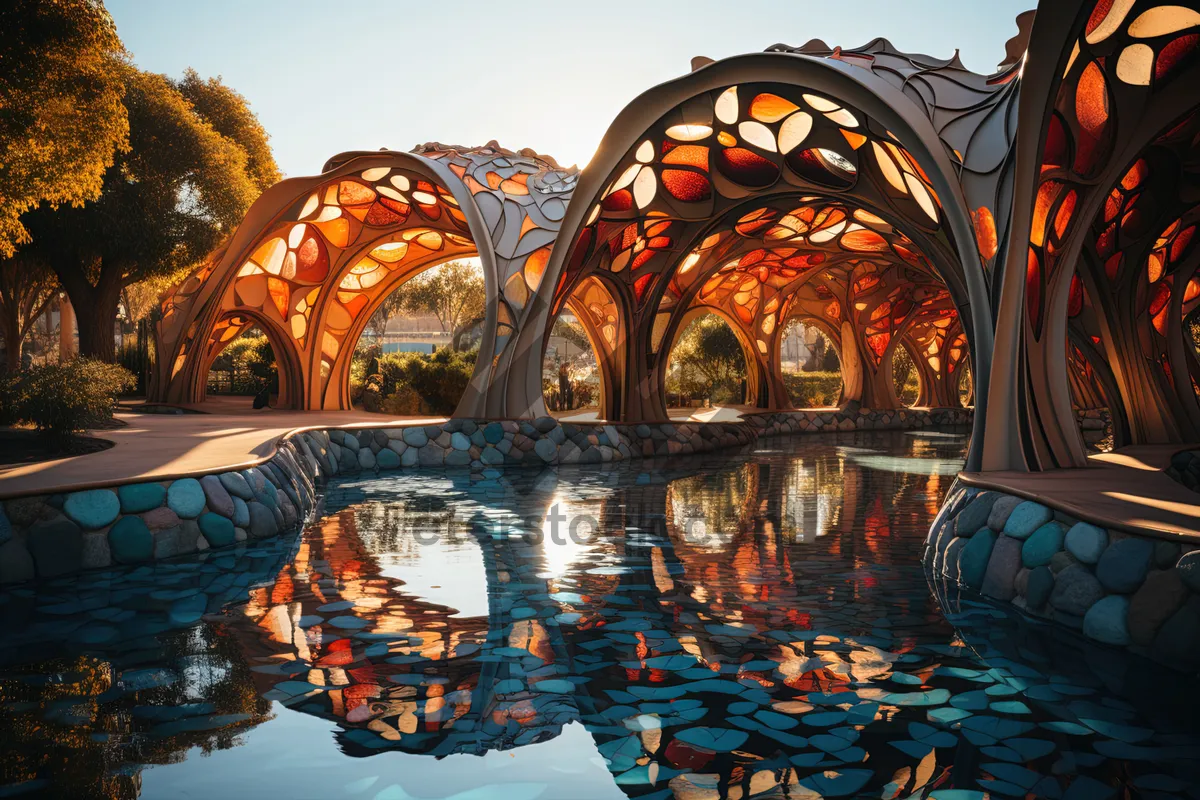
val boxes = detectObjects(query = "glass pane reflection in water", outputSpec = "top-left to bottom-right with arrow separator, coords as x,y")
1,431 -> 1198,799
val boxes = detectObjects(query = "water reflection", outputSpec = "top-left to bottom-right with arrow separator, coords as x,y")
2,431 -> 1198,799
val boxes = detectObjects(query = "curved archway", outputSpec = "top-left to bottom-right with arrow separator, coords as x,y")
198,310 -> 303,409
985,0 -> 1200,470
525,49 -> 999,465
152,144 -> 579,415
556,274 -> 628,420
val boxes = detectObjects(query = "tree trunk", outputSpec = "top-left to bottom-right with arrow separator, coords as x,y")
68,282 -> 122,362
3,314 -> 21,373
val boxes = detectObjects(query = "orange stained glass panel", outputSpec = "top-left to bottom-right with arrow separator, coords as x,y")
524,247 -> 551,291
1030,181 -> 1062,248
660,170 -> 713,204
841,229 -> 889,252
1076,62 -> 1109,137
633,273 -> 655,304
1121,159 -> 1148,190
1156,34 -> 1199,80
338,181 -> 376,206
267,277 -> 289,319
661,146 -> 710,170
717,148 -> 780,187
1053,190 -> 1077,240
973,206 -> 999,260
1171,226 -> 1195,263
316,217 -> 351,248
749,93 -> 800,123
841,130 -> 868,150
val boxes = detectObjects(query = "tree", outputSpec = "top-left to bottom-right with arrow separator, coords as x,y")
0,254 -> 59,372
668,314 -> 747,404
174,68 -> 280,192
399,261 -> 485,351
0,0 -> 129,257
20,67 -> 276,360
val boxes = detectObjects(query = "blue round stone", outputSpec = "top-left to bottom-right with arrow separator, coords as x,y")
1022,522 -> 1065,568
63,489 -> 120,530
118,482 -> 166,514
166,479 -> 206,519
108,516 -> 153,563
198,512 -> 235,548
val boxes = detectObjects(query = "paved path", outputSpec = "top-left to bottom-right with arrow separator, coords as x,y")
0,407 -> 446,499
961,443 -> 1200,541
0,402 -> 745,499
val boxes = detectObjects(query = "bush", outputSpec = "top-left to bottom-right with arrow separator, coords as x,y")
784,371 -> 842,408
5,358 -> 134,448
376,348 -> 477,415
208,331 -> 278,395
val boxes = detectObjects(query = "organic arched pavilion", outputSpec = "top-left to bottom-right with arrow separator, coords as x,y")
152,0 -> 1200,481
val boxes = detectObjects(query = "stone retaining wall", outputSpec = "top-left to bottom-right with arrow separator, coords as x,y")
0,408 -> 973,585
745,406 -> 972,435
925,481 -> 1200,672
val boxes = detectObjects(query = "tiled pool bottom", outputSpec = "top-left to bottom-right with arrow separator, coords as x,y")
1,431 -> 1198,799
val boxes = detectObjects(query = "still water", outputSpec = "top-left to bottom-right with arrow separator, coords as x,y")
1,431 -> 1198,799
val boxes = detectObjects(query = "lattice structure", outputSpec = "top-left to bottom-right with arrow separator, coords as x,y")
152,1 -> 1200,474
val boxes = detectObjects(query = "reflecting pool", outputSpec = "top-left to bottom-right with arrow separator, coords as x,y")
2,431 -> 1199,799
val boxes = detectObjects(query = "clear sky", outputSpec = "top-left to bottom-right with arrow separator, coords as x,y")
106,0 -> 1033,177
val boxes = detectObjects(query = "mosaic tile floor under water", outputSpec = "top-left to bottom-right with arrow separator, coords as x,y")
1,430 -> 1198,799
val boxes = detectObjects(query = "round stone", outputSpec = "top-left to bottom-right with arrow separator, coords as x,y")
535,438 -> 558,463
63,490 -> 120,530
1050,564 -> 1105,616
955,492 -> 999,537
1176,550 -> 1200,593
218,471 -> 254,500
117,483 -> 166,514
1096,537 -> 1154,593
451,432 -> 471,451
223,494 -> 245,529
1128,569 -> 1189,646
1022,522 -> 1065,568
166,479 -> 206,519
1002,501 -> 1053,540
357,448 -> 376,470
1026,566 -> 1055,610
1083,595 -> 1131,646
1064,522 -> 1108,565
246,501 -> 279,539
981,535 -> 1022,601
198,512 -> 236,548
199,475 -> 235,518
0,506 -> 11,547
376,447 -> 400,469
402,427 -> 428,447
26,518 -> 83,577
483,423 -> 505,444
533,416 -> 558,433
987,495 -> 1023,531
958,529 -> 997,590
108,516 -> 153,564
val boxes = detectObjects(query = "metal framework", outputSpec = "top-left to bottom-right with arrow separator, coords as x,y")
151,0 -> 1200,473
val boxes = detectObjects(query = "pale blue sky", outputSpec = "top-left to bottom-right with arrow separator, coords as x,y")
106,0 -> 1033,177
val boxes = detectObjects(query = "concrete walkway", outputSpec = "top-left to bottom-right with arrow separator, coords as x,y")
0,402 -> 753,499
960,443 -> 1200,541
0,406 -> 446,499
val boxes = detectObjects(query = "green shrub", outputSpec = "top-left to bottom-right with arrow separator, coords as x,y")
6,358 -> 134,448
376,348 -> 477,415
784,371 -> 842,408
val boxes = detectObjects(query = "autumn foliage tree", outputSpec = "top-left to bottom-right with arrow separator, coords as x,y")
19,67 -> 277,360
0,0 -> 129,258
